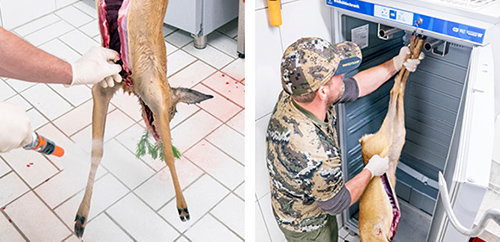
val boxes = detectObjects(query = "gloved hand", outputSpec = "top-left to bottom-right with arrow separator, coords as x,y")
70,46 -> 123,87
0,102 -> 33,153
364,154 -> 390,178
393,46 -> 425,72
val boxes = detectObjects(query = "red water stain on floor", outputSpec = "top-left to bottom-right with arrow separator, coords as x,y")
159,169 -> 170,181
226,82 -> 229,84
26,162 -> 34,168
222,74 -> 225,77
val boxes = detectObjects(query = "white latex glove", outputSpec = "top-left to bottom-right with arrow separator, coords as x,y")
393,46 -> 425,72
0,102 -> 33,153
70,46 -> 123,87
364,154 -> 390,178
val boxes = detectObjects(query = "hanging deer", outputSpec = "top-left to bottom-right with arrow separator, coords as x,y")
73,0 -> 213,237
358,35 -> 426,242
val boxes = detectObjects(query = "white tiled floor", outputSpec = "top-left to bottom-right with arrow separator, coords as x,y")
0,1 -> 244,241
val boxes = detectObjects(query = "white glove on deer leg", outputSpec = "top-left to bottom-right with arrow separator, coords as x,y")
393,46 -> 425,72
0,102 -> 33,153
404,52 -> 425,72
364,154 -> 390,178
70,46 -> 123,87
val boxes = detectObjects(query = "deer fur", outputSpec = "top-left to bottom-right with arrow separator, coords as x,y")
73,0 -> 212,237
358,36 -> 425,242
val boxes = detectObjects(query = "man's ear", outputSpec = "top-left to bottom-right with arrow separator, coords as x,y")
316,85 -> 329,101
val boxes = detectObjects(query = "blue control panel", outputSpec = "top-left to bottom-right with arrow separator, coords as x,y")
327,0 -> 486,44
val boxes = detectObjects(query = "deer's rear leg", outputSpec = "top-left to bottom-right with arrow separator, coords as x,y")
74,84 -> 120,237
139,84 -> 189,222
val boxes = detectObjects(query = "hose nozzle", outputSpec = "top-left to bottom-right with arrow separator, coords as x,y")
23,132 -> 64,157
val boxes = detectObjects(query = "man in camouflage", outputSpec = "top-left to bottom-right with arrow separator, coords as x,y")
266,37 -> 423,241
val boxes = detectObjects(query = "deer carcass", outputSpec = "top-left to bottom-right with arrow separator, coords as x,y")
358,35 -> 425,242
73,0 -> 212,237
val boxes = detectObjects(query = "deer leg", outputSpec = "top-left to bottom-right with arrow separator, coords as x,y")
74,84 -> 120,238
139,82 -> 189,222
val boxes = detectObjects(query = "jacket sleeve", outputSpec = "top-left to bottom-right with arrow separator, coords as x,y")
316,185 -> 352,215
335,76 -> 359,104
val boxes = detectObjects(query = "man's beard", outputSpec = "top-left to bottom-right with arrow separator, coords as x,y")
327,92 -> 340,107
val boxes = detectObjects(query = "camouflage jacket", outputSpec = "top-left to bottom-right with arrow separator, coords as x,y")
266,90 -> 345,233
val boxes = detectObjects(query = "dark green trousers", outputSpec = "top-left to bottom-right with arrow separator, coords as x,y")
279,215 -> 338,242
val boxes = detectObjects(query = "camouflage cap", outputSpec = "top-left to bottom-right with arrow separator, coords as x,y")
281,37 -> 362,96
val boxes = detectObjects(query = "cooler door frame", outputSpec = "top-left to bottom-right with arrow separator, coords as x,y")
428,44 -> 494,242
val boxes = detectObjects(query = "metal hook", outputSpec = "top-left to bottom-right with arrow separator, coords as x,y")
438,172 -> 500,237
424,39 -> 449,57
377,23 -> 400,40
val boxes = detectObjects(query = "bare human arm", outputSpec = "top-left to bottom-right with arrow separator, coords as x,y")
0,26 -> 72,85
317,155 -> 388,213
344,168 -> 373,206
0,26 -> 122,87
354,46 -> 423,98
354,58 -> 398,98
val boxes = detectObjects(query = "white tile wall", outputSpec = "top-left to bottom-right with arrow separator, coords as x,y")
255,114 -> 271,200
279,0 -> 333,49
254,8 -> 283,120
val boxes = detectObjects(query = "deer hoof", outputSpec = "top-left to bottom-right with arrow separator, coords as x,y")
74,214 -> 86,238
178,208 -> 190,222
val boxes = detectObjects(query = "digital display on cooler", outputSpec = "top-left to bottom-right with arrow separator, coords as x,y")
327,0 -> 486,44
